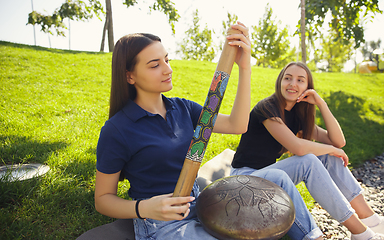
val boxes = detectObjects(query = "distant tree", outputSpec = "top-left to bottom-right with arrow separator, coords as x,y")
361,39 -> 382,60
369,39 -> 382,51
251,4 -> 295,68
218,12 -> 238,51
318,31 -> 354,72
27,0 -> 180,52
177,10 -> 215,61
305,0 -> 382,49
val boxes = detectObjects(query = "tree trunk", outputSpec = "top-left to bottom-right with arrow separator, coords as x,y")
100,13 -> 109,52
300,0 -> 306,63
100,0 -> 114,52
106,0 -> 114,52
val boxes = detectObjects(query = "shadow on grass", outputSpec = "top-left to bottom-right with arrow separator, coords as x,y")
0,175 -> 109,239
318,91 -> 384,167
0,135 -> 68,208
0,143 -> 111,239
0,135 -> 68,165
64,147 -> 98,182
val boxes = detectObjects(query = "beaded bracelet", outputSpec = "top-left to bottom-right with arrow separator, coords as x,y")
135,199 -> 145,219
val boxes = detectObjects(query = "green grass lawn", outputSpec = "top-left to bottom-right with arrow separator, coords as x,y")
1,41 -> 383,239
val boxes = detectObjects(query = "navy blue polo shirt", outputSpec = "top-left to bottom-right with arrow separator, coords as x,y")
96,95 -> 202,199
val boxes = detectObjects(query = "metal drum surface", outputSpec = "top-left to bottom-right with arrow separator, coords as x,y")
196,175 -> 295,240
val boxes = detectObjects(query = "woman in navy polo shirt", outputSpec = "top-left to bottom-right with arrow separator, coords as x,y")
95,22 -> 252,239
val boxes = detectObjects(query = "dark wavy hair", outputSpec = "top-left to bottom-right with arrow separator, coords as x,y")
109,33 -> 161,119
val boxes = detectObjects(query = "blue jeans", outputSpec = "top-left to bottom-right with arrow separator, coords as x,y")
133,182 -> 218,239
231,154 -> 363,240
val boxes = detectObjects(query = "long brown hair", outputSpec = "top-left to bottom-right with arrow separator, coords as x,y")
260,62 -> 316,152
109,33 -> 161,119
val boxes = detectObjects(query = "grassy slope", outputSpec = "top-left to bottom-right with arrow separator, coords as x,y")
169,59 -> 384,165
0,41 -> 383,239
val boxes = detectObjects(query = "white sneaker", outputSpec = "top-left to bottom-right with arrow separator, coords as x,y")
351,231 -> 384,240
369,233 -> 384,240
370,216 -> 384,234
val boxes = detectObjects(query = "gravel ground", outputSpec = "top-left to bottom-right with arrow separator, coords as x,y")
310,153 -> 384,239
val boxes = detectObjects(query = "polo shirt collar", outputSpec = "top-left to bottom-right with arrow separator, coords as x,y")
122,95 -> 175,122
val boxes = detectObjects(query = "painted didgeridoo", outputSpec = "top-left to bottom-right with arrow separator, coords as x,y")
173,28 -> 241,197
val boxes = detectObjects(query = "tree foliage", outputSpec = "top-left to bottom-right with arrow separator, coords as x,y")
177,10 -> 215,61
251,4 -> 295,68
219,12 -> 238,50
27,0 -> 180,37
122,0 -> 180,34
361,39 -> 382,60
305,0 -> 382,49
147,0 -> 180,34
28,0 -> 104,36
221,12 -> 238,35
318,30 -> 354,72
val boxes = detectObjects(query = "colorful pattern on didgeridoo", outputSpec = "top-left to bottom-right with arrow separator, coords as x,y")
186,71 -> 230,163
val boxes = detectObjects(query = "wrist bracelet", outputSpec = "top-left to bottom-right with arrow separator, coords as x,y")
135,199 -> 145,219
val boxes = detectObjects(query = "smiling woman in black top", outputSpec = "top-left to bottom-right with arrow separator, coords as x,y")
231,62 -> 384,240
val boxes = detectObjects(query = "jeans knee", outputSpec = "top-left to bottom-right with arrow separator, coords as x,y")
256,169 -> 292,186
299,154 -> 322,168
304,153 -> 317,159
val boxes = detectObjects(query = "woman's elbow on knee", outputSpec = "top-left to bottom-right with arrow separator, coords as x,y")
335,141 -> 346,148
290,147 -> 307,157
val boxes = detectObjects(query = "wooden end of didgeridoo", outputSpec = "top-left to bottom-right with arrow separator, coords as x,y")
173,159 -> 201,197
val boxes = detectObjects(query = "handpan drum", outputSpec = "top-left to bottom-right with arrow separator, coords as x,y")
196,175 -> 295,240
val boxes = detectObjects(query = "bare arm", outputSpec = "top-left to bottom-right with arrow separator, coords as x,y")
94,170 -> 194,220
297,89 -> 346,147
263,118 -> 349,166
95,170 -> 137,219
214,22 -> 251,134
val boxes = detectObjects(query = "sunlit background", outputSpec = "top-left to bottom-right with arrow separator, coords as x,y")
1,0 -> 383,71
